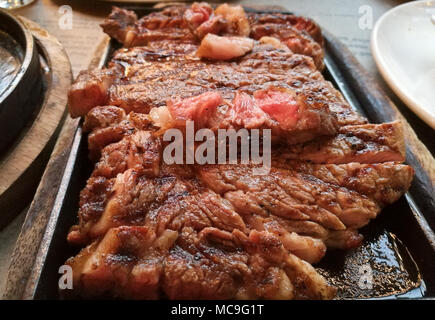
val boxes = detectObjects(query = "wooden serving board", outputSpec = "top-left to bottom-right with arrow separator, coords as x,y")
0,17 -> 72,230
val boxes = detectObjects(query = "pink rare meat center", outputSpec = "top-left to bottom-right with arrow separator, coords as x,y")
168,91 -> 223,126
185,4 -> 212,27
254,90 -> 299,130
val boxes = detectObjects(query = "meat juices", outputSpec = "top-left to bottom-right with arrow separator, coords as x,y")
64,3 -> 414,299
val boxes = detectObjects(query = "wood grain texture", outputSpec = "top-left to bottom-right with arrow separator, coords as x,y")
0,16 -> 72,230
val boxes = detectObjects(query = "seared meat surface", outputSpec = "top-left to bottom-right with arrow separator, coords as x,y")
64,3 -> 414,300
248,11 -> 324,70
148,88 -> 339,145
67,225 -> 335,299
276,121 -> 406,164
101,4 -> 324,70
69,43 -> 364,127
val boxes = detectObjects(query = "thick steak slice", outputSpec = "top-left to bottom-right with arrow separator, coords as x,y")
247,12 -> 324,45
68,166 -> 247,244
249,22 -> 324,69
83,108 -> 394,164
272,161 -> 414,206
66,225 -> 335,299
197,164 -> 380,230
69,43 -> 364,131
278,121 -> 406,164
67,68 -> 118,118
150,88 -> 339,145
101,5 -> 325,69
101,6 -> 194,47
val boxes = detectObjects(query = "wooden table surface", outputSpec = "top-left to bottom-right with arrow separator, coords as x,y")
0,0 -> 433,297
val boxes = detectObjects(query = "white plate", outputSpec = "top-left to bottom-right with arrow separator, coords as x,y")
371,0 -> 435,129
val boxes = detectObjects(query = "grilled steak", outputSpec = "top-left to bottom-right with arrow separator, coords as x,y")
63,3 -> 414,300
248,11 -> 325,69
276,121 -> 406,164
66,225 -> 335,299
100,4 -> 324,70
69,43 -> 364,127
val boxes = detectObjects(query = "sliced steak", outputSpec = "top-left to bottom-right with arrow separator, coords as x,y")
68,165 -> 247,245
197,164 -> 380,230
249,22 -> 324,69
101,5 -> 325,69
69,44 -> 364,130
277,121 -> 406,164
247,11 -> 324,45
64,3 -> 414,300
66,225 -> 335,299
150,88 -> 339,145
272,160 -> 414,206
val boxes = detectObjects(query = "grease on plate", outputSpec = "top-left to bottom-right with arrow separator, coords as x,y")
317,231 -> 423,299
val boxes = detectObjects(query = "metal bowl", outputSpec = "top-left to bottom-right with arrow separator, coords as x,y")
0,9 -> 42,152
